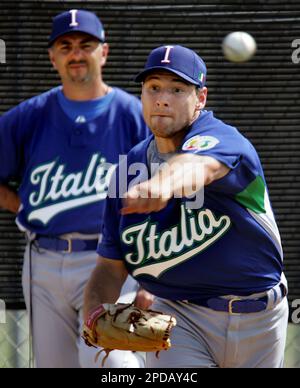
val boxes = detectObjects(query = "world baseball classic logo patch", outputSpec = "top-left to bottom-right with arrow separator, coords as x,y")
182,135 -> 220,152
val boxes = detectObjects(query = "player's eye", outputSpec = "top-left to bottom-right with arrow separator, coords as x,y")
60,45 -> 71,52
173,87 -> 184,94
150,85 -> 159,92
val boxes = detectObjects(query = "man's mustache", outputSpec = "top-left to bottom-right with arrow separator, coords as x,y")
68,61 -> 87,66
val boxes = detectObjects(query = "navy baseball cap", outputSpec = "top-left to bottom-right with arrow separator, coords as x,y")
135,45 -> 207,88
48,9 -> 105,47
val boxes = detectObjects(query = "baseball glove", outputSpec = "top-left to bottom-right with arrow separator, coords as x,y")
82,303 -> 177,366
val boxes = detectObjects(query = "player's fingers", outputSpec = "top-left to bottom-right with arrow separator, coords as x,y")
120,199 -> 149,215
121,204 -> 152,215
120,206 -> 136,215
124,185 -> 141,200
121,200 -> 168,215
134,289 -> 155,310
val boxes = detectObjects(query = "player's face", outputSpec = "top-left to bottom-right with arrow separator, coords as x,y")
49,33 -> 108,84
141,72 -> 207,139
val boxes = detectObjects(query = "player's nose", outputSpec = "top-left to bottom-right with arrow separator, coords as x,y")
69,46 -> 85,59
155,94 -> 170,108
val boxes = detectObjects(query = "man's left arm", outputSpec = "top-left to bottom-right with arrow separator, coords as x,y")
121,153 -> 230,215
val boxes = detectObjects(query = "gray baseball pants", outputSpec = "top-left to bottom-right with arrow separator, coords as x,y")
147,285 -> 289,368
22,243 -> 145,368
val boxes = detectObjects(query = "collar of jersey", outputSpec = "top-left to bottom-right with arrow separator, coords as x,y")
57,86 -> 115,123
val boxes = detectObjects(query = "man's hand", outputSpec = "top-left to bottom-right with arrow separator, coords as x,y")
0,184 -> 21,214
134,287 -> 155,310
121,154 -> 230,216
83,256 -> 128,322
121,178 -> 172,215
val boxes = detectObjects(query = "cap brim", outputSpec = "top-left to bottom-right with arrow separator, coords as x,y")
48,30 -> 104,47
134,66 -> 200,86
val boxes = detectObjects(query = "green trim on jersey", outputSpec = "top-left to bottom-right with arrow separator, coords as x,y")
235,176 -> 266,214
234,175 -> 283,258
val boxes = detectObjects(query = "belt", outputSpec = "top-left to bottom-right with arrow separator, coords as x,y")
35,236 -> 99,253
185,283 -> 286,315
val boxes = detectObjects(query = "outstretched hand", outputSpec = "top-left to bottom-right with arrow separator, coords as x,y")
121,178 -> 172,215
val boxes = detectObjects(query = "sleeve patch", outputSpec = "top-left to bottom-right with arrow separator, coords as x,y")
182,135 -> 220,152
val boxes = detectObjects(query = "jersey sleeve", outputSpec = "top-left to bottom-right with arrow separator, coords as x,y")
97,168 -> 123,260
0,106 -> 24,184
181,128 -> 264,195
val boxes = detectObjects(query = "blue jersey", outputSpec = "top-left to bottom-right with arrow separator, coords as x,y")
0,87 -> 149,235
97,110 -> 283,299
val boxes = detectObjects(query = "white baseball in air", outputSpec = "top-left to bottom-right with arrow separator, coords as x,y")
222,31 -> 257,63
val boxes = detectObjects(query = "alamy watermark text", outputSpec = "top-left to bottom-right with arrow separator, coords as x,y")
0,39 -> 6,63
0,299 -> 6,324
292,39 -> 300,64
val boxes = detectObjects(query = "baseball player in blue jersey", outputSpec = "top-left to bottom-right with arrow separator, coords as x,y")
0,9 -> 150,368
83,45 -> 289,368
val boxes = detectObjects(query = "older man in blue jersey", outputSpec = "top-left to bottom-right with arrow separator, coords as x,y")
0,10 -> 150,368
83,45 -> 289,368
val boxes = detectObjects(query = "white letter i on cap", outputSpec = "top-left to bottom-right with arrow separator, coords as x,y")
161,46 -> 174,63
69,9 -> 79,27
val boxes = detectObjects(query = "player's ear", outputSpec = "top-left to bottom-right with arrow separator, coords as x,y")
141,82 -> 144,98
48,48 -> 58,70
141,83 -> 147,102
100,43 -> 109,67
195,87 -> 208,111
